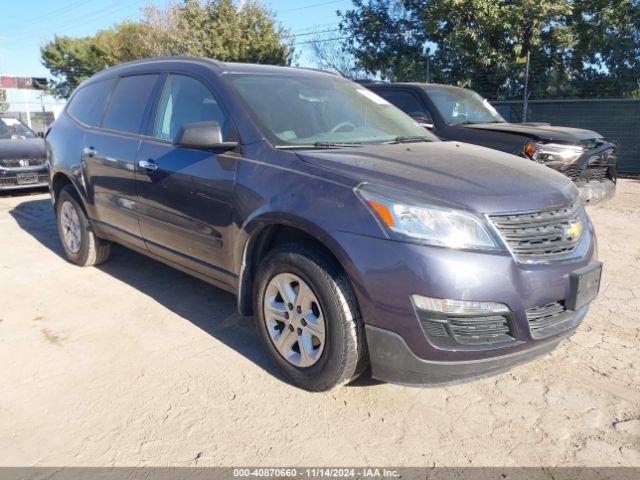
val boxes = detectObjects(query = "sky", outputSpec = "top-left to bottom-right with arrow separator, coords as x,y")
0,0 -> 353,78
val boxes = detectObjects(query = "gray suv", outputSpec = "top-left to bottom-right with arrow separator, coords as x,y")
46,57 -> 602,391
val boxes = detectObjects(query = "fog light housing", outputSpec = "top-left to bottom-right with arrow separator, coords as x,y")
412,295 -> 515,349
411,295 -> 510,315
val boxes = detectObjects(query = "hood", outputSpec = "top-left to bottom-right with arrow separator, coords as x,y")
461,122 -> 601,143
298,141 -> 578,214
0,138 -> 46,159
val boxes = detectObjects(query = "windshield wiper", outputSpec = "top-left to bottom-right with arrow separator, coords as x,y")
384,135 -> 433,144
274,142 -> 364,150
313,141 -> 364,148
458,120 -> 504,125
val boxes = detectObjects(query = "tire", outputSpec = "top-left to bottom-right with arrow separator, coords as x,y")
55,186 -> 111,266
254,243 -> 368,391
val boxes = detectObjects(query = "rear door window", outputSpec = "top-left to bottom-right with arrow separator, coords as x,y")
375,89 -> 433,123
102,75 -> 159,134
67,78 -> 115,127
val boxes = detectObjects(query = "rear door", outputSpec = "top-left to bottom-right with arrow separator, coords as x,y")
84,74 -> 161,247
135,73 -> 239,286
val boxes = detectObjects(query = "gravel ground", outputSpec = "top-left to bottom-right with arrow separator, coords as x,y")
0,181 -> 638,467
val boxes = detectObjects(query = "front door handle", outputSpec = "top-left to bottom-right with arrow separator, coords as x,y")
138,159 -> 158,173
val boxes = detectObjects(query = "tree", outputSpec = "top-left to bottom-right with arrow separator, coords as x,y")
570,0 -> 640,98
309,35 -> 366,78
41,35 -> 109,98
339,0 -> 640,99
41,0 -> 294,98
143,0 -> 294,64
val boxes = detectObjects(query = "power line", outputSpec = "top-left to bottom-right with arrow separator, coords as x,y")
292,36 -> 351,46
292,22 -> 339,34
16,0 -> 347,49
278,0 -> 348,14
290,27 -> 343,39
0,0 -> 93,33
11,0 -> 147,45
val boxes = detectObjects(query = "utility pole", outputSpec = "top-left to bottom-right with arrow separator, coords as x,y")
22,89 -> 31,128
522,50 -> 530,123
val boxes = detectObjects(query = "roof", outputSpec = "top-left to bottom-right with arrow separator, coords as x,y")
362,80 -> 471,92
85,56 -> 337,86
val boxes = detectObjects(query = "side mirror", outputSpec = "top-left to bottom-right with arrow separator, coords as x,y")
175,121 -> 238,151
37,131 -> 45,138
410,115 -> 434,129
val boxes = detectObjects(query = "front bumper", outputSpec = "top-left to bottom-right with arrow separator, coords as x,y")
336,221 -> 597,385
0,165 -> 48,190
366,323 -> 578,386
577,179 -> 616,205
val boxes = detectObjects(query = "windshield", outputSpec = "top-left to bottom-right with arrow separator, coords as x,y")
225,73 -> 437,146
0,117 -> 37,139
425,86 -> 506,125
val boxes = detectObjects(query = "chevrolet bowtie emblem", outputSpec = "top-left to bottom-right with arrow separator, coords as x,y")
564,220 -> 584,239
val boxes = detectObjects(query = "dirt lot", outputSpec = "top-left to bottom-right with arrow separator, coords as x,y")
0,181 -> 638,467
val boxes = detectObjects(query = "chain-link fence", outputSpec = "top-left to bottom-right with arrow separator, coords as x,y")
1,100 -> 64,135
2,110 -> 56,135
493,99 -> 640,175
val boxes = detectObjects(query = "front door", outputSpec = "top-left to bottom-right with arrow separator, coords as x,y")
135,74 -> 239,286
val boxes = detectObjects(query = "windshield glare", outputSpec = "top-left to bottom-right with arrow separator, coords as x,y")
0,117 -> 36,139
425,86 -> 506,125
226,73 -> 436,146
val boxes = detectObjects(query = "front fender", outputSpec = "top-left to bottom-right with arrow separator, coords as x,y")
234,210 -> 364,316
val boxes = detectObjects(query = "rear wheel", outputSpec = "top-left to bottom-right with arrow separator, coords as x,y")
56,186 -> 110,266
254,244 -> 367,391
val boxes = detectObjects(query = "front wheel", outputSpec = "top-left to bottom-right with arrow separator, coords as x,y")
254,244 -> 367,391
56,186 -> 111,266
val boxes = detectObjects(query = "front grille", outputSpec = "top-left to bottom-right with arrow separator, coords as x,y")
0,158 -> 47,168
565,166 -> 608,183
418,311 -> 515,349
489,202 -> 585,262
526,302 -> 582,339
0,174 -> 48,187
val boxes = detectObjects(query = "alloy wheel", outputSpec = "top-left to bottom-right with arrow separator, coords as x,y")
60,201 -> 82,254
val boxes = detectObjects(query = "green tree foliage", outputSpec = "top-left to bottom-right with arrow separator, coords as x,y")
570,0 -> 640,98
339,0 -> 640,99
41,35 -> 108,98
41,0 -> 294,98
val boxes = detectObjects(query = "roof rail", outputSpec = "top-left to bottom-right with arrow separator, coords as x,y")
353,79 -> 387,85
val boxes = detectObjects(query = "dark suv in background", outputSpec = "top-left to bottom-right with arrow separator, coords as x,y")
46,57 -> 601,390
0,116 -> 48,191
362,82 -> 617,204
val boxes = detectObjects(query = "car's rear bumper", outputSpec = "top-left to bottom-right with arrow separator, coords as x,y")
577,179 -> 616,205
366,323 -> 578,386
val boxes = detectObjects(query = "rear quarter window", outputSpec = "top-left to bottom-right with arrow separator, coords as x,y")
66,78 -> 115,126
102,74 -> 159,134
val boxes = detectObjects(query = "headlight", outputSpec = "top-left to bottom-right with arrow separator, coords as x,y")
356,184 -> 502,251
524,142 -> 584,166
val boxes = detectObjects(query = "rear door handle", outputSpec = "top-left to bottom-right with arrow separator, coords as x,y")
83,147 -> 96,158
138,159 -> 158,173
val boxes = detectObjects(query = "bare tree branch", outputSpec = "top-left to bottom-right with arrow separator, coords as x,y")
309,35 -> 366,79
